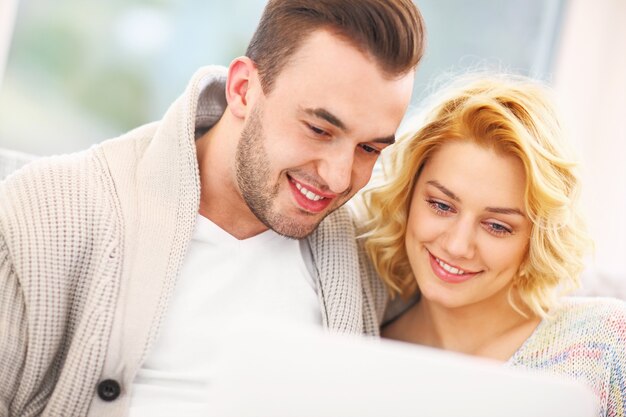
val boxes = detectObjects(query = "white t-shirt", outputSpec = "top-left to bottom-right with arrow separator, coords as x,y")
129,214 -> 321,416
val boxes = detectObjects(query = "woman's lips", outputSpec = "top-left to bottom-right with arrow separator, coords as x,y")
428,251 -> 480,284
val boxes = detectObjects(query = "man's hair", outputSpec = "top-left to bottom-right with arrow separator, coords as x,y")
361,74 -> 592,318
246,0 -> 426,92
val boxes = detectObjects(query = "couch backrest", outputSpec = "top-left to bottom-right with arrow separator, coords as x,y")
0,148 -> 37,181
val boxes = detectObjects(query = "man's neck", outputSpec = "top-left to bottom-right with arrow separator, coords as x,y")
195,117 -> 269,240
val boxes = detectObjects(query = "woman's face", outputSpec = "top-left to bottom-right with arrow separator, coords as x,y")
405,140 -> 532,311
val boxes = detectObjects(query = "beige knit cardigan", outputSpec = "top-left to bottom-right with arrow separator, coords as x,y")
0,66 -> 386,417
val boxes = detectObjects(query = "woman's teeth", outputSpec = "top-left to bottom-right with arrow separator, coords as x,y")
435,256 -> 468,275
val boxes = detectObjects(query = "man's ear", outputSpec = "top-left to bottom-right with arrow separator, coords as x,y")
226,57 -> 258,119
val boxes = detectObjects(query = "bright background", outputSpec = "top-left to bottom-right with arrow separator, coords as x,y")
0,0 -> 624,292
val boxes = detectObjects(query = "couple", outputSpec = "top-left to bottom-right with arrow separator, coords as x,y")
0,1 -> 623,417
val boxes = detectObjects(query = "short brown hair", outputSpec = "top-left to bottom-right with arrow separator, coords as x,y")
246,0 -> 426,92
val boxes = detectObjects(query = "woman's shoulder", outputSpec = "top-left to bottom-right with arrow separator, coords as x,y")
526,296 -> 626,353
550,296 -> 626,327
509,297 -> 625,376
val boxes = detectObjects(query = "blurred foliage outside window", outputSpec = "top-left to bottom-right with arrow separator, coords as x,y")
0,0 -> 564,156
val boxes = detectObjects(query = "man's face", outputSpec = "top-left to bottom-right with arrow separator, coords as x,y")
237,30 -> 414,239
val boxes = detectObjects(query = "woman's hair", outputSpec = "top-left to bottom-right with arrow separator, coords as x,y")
361,74 -> 592,317
246,0 -> 426,93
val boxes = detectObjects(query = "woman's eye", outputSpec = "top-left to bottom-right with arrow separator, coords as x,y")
485,222 -> 513,236
427,199 -> 453,214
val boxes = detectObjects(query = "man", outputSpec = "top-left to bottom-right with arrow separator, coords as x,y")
0,0 -> 425,415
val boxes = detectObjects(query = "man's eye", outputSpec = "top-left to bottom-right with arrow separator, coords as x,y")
308,124 -> 327,136
360,144 -> 380,154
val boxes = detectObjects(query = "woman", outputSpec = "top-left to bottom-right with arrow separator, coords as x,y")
360,75 -> 626,416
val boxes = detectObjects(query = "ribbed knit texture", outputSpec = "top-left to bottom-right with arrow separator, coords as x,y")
0,66 -> 372,417
507,297 -> 626,417
357,235 -> 388,336
0,150 -> 123,417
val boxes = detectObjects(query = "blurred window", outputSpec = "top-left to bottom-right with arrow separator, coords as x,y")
0,0 -> 565,155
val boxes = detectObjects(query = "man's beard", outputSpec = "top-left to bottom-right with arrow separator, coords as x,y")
235,104 -> 331,239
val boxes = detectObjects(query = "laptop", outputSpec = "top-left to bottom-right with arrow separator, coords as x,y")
204,320 -> 598,417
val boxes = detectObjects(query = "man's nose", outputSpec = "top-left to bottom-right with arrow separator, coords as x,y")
318,145 -> 355,194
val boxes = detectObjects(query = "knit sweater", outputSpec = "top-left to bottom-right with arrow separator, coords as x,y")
0,66 -> 380,417
506,297 -> 626,417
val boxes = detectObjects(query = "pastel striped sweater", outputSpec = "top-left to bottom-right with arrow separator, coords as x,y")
507,297 -> 626,417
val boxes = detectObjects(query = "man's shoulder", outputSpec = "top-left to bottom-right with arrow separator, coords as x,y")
0,147 -> 97,193
0,127 -> 155,234
324,205 -> 354,225
1,121 -> 157,190
0,149 -> 99,229
305,206 -> 358,263
309,206 -> 355,242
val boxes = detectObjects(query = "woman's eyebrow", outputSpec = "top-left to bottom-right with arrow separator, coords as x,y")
427,180 -> 525,216
426,180 -> 460,202
485,207 -> 525,216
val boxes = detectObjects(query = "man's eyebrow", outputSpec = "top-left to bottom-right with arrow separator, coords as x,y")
371,135 -> 396,145
303,107 -> 347,131
302,107 -> 396,145
426,180 -> 460,202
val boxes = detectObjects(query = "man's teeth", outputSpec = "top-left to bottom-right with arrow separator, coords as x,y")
435,257 -> 467,275
295,182 -> 325,201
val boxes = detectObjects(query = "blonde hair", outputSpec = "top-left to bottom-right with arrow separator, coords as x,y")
361,74 -> 592,317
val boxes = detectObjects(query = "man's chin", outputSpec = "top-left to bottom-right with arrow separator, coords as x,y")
257,197 -> 345,239
266,211 -> 328,239
269,220 -> 320,240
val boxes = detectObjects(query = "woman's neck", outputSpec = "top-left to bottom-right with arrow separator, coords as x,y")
383,295 -> 541,362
